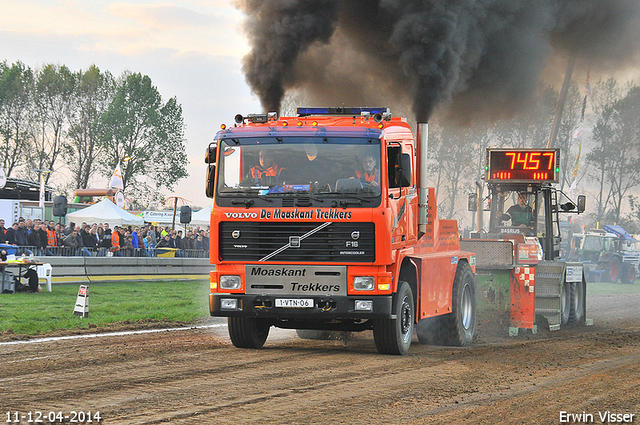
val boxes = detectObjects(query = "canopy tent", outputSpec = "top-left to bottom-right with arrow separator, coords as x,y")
65,198 -> 144,228
190,206 -> 212,227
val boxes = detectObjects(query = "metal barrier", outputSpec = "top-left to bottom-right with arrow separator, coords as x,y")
20,256 -> 213,285
3,245 -> 209,259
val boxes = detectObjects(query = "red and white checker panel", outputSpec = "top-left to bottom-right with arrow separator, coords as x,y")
514,266 -> 535,292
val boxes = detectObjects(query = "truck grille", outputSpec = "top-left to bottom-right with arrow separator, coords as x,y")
219,222 -> 375,263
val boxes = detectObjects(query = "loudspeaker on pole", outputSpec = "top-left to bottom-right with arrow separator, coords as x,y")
180,205 -> 192,223
53,195 -> 67,217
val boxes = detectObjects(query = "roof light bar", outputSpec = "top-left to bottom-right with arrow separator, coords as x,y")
297,107 -> 390,116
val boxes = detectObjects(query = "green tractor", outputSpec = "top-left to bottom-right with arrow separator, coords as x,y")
568,230 -> 636,284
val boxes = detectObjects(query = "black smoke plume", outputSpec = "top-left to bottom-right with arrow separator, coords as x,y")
239,0 -> 640,122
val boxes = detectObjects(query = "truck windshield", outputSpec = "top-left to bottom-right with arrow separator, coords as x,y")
216,137 -> 382,198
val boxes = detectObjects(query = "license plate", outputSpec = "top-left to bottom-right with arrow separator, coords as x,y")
275,298 -> 314,308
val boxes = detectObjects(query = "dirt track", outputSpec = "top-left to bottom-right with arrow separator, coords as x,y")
2,292 -> 639,425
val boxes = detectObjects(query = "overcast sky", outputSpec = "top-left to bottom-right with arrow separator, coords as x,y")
0,0 -> 262,210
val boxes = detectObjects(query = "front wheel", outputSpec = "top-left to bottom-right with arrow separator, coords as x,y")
228,317 -> 270,348
373,281 -> 414,355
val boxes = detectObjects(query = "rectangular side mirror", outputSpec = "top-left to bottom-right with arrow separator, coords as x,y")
468,193 -> 478,211
577,195 -> 586,213
398,153 -> 412,187
205,143 -> 217,164
205,165 -> 216,198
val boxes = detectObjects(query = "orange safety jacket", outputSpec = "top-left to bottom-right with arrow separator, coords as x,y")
46,228 -> 57,247
110,231 -> 121,251
355,168 -> 379,183
250,163 -> 285,183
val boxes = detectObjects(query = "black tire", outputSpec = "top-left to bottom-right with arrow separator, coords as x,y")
296,329 -> 332,340
560,278 -> 571,326
228,317 -> 270,348
373,281 -> 414,355
567,281 -> 585,325
620,262 -> 636,284
443,262 -> 477,346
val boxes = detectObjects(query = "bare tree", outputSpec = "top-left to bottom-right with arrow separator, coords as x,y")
604,86 -> 640,222
64,65 -> 115,189
30,64 -> 76,184
586,78 -> 626,223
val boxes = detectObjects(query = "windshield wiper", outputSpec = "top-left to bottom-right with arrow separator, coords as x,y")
231,198 -> 255,208
230,195 -> 273,208
331,193 -> 375,201
336,199 -> 362,208
285,192 -> 324,203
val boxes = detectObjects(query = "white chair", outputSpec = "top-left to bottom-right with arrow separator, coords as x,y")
36,263 -> 53,292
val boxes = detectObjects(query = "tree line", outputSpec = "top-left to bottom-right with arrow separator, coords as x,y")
425,77 -> 640,233
0,61 -> 188,209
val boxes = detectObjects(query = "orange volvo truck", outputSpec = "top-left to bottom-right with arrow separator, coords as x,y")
205,107 -> 477,355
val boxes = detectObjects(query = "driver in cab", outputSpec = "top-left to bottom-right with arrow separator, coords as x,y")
352,154 -> 379,188
243,150 -> 286,186
502,192 -> 534,227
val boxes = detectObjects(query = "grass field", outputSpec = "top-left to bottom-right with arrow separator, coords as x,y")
586,279 -> 640,295
0,277 -> 637,338
0,280 -> 211,337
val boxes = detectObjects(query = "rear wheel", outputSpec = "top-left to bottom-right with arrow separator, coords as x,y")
609,258 -> 621,282
620,262 -> 636,284
416,315 -> 448,345
560,279 -> 571,326
418,263 -> 476,346
373,281 -> 414,355
228,317 -> 270,348
567,281 -> 585,325
444,263 -> 477,346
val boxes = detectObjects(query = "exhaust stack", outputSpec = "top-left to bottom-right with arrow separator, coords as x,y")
416,123 -> 429,237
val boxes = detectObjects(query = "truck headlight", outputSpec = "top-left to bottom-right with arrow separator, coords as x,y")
355,300 -> 373,311
220,275 -> 241,290
220,298 -> 239,310
354,276 -> 375,291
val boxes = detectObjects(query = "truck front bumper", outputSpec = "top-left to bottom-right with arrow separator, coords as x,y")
210,293 -> 393,320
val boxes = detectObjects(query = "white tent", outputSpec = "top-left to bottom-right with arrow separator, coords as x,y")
190,206 -> 212,227
66,198 -> 144,228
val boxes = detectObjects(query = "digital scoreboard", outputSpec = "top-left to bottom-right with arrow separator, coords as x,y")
486,148 -> 560,183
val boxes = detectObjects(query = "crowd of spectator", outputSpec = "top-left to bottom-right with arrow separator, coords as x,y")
0,217 -> 210,258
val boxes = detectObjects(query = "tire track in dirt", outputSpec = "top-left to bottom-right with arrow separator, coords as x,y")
2,294 -> 639,424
